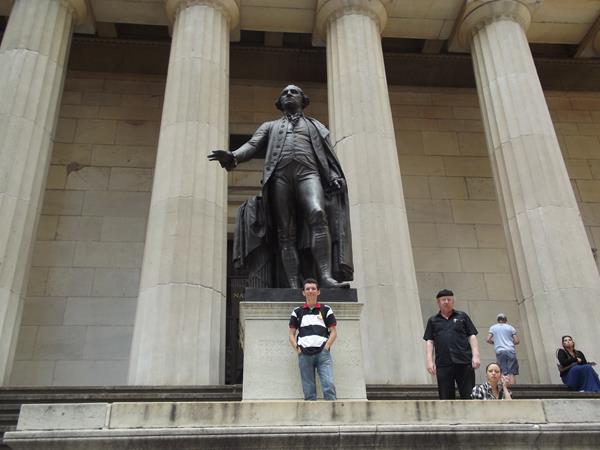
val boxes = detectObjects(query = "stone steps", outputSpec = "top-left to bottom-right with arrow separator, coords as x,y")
0,383 -> 592,405
1,384 -> 597,448
0,385 -> 243,449
6,398 -> 600,449
0,385 -> 243,404
366,383 -> 600,400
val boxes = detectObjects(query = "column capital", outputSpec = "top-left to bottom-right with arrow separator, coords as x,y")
165,0 -> 239,28
576,13 -> 600,58
449,0 -> 542,53
64,0 -> 91,25
7,0 -> 90,24
313,0 -> 392,45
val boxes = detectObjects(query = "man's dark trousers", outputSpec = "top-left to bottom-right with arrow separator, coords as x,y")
436,364 -> 475,399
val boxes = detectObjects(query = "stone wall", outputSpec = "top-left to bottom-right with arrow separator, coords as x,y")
390,86 -> 523,381
9,72 -> 600,386
392,86 -> 600,383
10,72 -> 163,385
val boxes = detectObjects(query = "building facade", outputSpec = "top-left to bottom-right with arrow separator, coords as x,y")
1,0 -> 600,387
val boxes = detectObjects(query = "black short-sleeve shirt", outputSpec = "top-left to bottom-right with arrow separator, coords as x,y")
423,310 -> 478,366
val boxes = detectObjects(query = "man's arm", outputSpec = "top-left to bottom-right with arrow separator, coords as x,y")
512,334 -> 520,345
231,122 -> 270,164
486,333 -> 494,344
325,326 -> 337,351
288,327 -> 301,353
501,375 -> 512,400
323,307 -> 337,351
426,340 -> 436,375
207,122 -> 270,170
469,335 -> 481,369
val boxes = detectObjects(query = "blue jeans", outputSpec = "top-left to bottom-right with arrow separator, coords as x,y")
298,348 -> 336,400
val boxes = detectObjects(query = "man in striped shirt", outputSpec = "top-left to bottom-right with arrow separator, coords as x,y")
288,278 -> 337,400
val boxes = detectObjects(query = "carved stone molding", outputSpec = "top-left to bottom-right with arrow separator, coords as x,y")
63,0 -> 89,23
449,0 -> 542,53
313,0 -> 391,45
165,0 -> 239,27
576,12 -> 600,58
5,0 -> 89,24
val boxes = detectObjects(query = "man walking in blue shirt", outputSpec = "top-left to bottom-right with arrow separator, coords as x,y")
487,313 -> 520,385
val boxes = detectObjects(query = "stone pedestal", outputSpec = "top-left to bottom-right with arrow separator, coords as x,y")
452,0 -> 600,382
0,0 -> 86,384
315,0 -> 427,384
128,0 -> 239,385
240,289 -> 366,400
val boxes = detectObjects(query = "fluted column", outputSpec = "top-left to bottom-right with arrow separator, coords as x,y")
0,0 -> 87,384
128,0 -> 238,385
454,0 -> 600,382
316,0 -> 427,384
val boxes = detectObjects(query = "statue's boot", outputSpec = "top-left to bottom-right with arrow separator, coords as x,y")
280,241 -> 301,288
312,225 -> 350,289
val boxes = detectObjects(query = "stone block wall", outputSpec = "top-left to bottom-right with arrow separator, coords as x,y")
9,74 -> 600,386
389,86 -> 525,382
392,86 -> 600,384
10,72 -> 163,385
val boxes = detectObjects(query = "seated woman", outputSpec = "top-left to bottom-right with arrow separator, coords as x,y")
557,335 -> 600,392
471,362 -> 512,400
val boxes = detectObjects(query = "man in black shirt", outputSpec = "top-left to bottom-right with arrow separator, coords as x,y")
424,289 -> 480,399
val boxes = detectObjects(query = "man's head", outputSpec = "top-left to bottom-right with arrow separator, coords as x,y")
497,313 -> 507,323
302,278 -> 320,307
275,85 -> 310,113
436,289 -> 455,315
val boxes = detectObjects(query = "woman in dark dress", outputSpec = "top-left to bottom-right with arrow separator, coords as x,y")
557,335 -> 600,392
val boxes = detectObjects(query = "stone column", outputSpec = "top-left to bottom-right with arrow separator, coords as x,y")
0,0 -> 87,384
128,0 -> 238,385
453,0 -> 600,382
315,0 -> 428,384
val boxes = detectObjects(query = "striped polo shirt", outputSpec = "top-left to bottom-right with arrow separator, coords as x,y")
289,303 -> 336,355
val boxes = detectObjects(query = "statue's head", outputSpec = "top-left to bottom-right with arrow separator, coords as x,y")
275,85 -> 310,112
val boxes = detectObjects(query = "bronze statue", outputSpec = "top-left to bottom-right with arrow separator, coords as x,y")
209,85 -> 353,288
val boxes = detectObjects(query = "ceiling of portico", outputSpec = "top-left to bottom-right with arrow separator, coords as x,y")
0,0 -> 599,49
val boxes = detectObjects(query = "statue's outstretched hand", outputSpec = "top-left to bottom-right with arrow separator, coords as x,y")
208,150 -> 236,170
